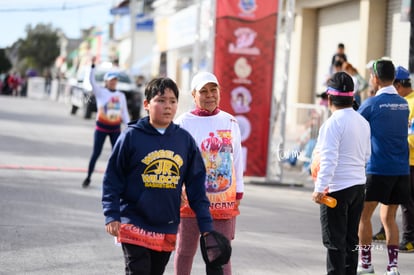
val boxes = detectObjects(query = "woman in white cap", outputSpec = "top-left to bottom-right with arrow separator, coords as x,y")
174,72 -> 244,275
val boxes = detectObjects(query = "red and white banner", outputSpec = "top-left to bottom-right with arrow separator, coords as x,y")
214,0 -> 278,176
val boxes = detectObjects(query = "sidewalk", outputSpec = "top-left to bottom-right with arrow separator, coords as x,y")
244,163 -> 314,189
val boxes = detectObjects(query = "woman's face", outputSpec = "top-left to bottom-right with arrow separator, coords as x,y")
106,78 -> 118,90
192,82 -> 220,112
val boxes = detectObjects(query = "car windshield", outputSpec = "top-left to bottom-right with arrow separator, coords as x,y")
95,71 -> 132,84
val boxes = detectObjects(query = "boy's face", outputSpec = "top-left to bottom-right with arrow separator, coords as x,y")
144,88 -> 178,129
192,82 -> 220,112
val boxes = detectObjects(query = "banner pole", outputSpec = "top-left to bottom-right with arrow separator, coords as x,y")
266,0 -> 284,182
266,0 -> 295,182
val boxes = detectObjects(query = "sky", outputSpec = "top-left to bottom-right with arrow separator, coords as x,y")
0,0 -> 117,48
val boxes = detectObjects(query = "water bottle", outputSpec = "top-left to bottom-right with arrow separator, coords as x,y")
321,195 -> 337,208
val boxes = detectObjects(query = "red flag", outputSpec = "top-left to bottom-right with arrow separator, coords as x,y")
214,0 -> 278,176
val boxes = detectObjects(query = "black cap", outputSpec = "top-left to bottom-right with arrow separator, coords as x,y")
200,231 -> 232,268
327,72 -> 354,93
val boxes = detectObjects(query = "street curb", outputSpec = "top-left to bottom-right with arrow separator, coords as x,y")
244,176 -> 304,188
0,164 -> 105,173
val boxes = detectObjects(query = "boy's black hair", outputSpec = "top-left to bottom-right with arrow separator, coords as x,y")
372,59 -> 395,82
144,77 -> 179,102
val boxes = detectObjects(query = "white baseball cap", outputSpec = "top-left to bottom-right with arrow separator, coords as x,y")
191,72 -> 219,92
104,71 -> 119,81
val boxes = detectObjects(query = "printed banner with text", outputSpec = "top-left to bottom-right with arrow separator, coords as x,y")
214,0 -> 278,176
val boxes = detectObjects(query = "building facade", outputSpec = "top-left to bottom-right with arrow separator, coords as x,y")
282,0 -> 411,107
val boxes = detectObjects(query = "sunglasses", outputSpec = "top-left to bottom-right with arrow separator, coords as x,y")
373,60 -> 379,76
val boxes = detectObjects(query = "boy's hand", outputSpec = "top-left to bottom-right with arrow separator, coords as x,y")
106,221 -> 120,237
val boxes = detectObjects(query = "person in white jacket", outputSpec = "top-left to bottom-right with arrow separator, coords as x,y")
312,72 -> 371,275
82,57 -> 130,188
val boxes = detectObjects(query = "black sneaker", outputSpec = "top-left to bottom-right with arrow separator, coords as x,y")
399,241 -> 414,253
82,178 -> 91,188
372,229 -> 386,242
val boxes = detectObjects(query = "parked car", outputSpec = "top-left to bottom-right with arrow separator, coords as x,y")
69,67 -> 142,120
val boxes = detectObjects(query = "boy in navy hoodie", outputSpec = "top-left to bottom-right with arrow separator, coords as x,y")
102,77 -> 213,275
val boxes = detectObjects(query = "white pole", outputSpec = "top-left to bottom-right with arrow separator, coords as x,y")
279,0 -> 295,182
130,1 -> 136,72
129,0 -> 145,72
206,0 -> 216,72
192,0 -> 202,75
266,0 -> 285,181
266,0 -> 295,182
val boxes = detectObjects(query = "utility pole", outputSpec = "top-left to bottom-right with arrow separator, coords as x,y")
130,0 -> 145,72
192,0 -> 202,75
266,0 -> 295,183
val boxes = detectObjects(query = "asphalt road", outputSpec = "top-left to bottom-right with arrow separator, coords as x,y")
0,95 -> 413,275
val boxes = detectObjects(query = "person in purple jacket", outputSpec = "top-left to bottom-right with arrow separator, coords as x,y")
102,77 -> 213,275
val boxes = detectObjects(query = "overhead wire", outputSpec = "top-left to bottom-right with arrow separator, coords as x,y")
0,1 -> 106,12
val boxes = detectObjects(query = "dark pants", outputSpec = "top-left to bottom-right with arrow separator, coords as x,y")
87,130 -> 120,179
121,243 -> 171,275
206,265 -> 223,275
321,184 -> 365,275
401,166 -> 414,242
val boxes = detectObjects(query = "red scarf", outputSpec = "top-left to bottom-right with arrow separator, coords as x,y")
191,107 -> 220,116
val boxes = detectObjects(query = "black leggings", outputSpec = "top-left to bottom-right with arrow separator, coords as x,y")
87,129 -> 120,179
121,243 -> 171,275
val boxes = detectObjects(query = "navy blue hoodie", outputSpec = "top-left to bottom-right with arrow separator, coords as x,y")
102,116 -> 213,234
